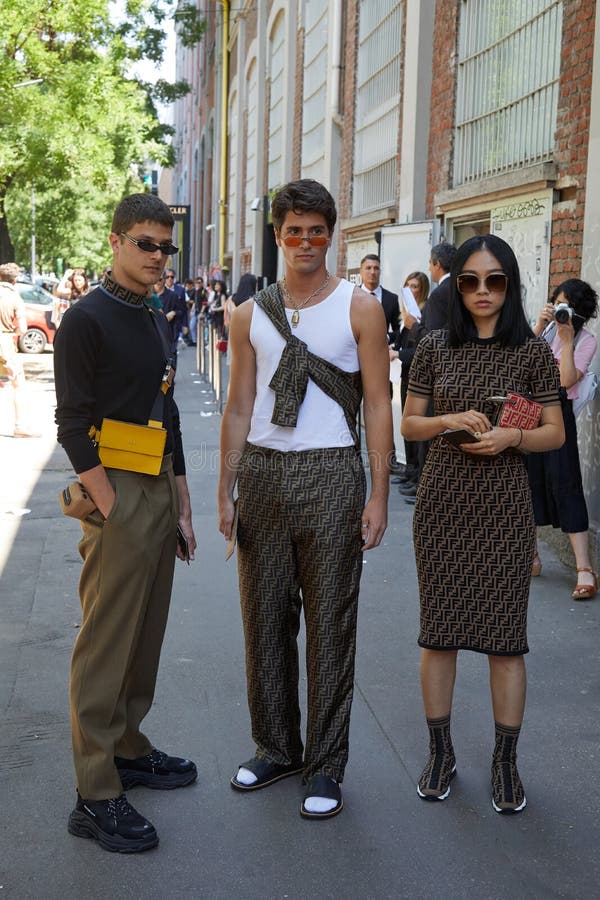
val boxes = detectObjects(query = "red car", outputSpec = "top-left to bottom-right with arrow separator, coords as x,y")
14,282 -> 57,353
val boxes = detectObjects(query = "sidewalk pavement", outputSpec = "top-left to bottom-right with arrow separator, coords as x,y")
1,345 -> 599,900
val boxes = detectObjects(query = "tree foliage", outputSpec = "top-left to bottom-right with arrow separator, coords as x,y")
0,0 -> 205,273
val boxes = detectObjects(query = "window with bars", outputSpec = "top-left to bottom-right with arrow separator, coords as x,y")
268,12 -> 285,192
301,0 -> 328,181
245,60 -> 258,248
352,0 -> 402,216
454,0 -> 563,186
227,90 -> 238,255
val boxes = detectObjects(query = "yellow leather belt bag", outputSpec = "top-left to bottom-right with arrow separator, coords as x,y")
91,418 -> 167,476
89,308 -> 173,476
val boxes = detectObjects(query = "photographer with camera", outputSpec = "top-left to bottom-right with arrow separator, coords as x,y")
528,278 -> 599,599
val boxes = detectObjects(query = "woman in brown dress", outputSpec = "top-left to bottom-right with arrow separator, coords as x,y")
401,235 -> 564,814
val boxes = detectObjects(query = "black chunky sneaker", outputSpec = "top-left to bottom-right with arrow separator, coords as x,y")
115,748 -> 198,790
67,792 -> 158,853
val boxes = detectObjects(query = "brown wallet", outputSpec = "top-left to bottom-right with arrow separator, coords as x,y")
58,481 -> 97,519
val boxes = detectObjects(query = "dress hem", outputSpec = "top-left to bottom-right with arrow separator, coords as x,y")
417,639 -> 529,657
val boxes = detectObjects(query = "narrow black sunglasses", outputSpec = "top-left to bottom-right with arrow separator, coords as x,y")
120,232 -> 179,256
456,272 -> 508,294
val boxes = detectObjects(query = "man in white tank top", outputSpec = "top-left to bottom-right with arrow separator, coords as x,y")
218,180 -> 392,819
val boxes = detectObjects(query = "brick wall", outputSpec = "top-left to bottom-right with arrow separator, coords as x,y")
425,0 -> 459,218
550,0 -> 597,288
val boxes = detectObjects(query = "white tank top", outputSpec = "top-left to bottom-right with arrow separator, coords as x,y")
247,278 -> 359,450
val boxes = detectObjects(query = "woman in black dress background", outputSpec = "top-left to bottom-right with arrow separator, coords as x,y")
389,271 -> 429,484
527,279 -> 598,599
402,235 -> 564,814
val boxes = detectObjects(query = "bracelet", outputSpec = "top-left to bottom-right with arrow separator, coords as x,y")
514,427 -> 524,448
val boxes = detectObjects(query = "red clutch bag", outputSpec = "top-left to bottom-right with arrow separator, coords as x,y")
488,393 -> 542,430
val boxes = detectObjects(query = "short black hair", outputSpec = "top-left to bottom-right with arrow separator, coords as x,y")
360,254 -> 380,266
447,234 -> 532,348
271,179 -> 337,233
233,273 -> 258,306
111,193 -> 174,234
551,278 -> 598,326
431,242 -> 457,273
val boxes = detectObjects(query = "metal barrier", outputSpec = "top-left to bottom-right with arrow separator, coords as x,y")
195,319 -> 228,414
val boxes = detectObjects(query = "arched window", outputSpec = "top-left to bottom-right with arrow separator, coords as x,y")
245,59 -> 258,248
268,12 -> 285,191
301,1 -> 328,181
227,89 -> 238,255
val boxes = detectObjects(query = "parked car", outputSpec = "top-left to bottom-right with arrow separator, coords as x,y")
14,282 -> 57,353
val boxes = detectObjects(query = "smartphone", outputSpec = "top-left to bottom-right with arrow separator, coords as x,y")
439,429 -> 482,448
176,524 -> 190,564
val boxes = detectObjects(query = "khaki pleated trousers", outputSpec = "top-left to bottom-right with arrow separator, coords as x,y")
237,443 -> 366,783
71,456 -> 178,799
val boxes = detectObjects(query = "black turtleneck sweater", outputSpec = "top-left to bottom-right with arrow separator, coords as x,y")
54,277 -> 185,475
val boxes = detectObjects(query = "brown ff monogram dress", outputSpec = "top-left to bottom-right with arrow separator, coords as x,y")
408,331 -> 560,655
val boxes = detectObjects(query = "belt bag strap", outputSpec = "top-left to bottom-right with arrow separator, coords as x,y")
147,307 -> 174,427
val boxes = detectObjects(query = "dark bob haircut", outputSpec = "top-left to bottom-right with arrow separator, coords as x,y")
447,234 -> 533,348
111,193 -> 174,234
270,179 -> 337,233
233,272 -> 257,307
551,278 -> 598,331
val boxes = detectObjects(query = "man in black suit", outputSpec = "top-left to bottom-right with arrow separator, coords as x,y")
398,242 -> 457,502
359,253 -> 402,473
359,254 -> 400,343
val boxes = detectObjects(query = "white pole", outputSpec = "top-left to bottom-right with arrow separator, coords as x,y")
31,186 -> 36,279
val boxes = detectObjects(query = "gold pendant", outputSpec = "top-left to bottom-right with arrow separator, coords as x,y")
291,310 -> 300,327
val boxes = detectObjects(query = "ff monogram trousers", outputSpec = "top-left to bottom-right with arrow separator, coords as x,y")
71,456 -> 179,799
237,443 -> 366,782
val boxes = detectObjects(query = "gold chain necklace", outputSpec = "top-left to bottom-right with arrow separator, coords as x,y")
280,272 -> 331,327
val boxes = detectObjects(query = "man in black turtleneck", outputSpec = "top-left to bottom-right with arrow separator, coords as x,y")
54,194 -> 198,853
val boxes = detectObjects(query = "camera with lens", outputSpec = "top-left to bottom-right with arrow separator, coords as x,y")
554,302 -> 574,324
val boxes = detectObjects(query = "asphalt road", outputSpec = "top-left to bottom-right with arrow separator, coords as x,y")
1,346 -> 599,900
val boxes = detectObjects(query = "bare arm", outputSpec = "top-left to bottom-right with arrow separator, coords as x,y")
402,394 -> 564,454
175,475 -> 196,561
351,289 -> 392,550
218,301 -> 256,539
533,302 -> 554,336
77,464 -> 116,519
555,321 -> 581,389
401,393 -> 493,441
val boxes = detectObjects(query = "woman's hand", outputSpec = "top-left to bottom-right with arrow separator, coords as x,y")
461,427 -> 520,456
556,318 -> 575,346
440,409 -> 493,436
536,302 -> 555,330
389,347 -> 399,360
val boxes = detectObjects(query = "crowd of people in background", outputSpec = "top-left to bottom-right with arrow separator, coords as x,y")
42,262 -> 261,365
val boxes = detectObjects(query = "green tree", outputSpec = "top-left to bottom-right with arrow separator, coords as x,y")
0,0 -> 205,271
